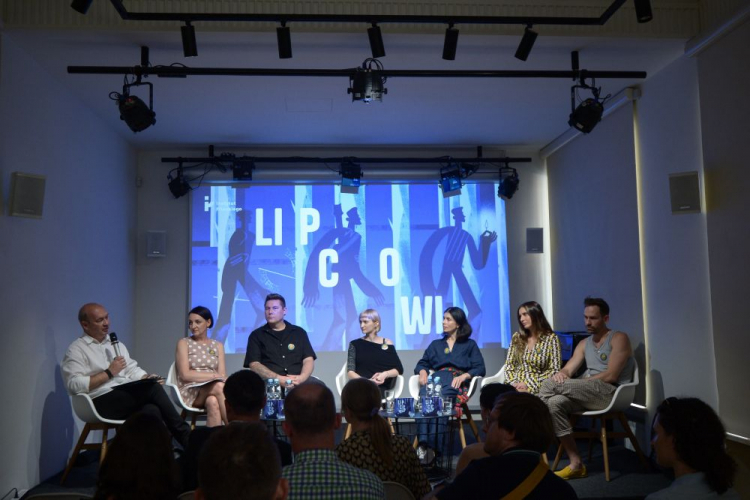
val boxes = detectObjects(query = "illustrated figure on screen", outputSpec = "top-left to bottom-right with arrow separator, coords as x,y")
302,204 -> 385,351
213,209 -> 268,344
418,206 -> 497,328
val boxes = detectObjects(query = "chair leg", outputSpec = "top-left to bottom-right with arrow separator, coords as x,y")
60,423 -> 92,485
191,413 -> 198,430
617,412 -> 650,468
344,422 -> 352,440
461,403 -> 481,444
552,441 -> 564,470
387,418 -> 396,435
458,417 -> 467,449
600,419 -> 611,481
100,426 -> 111,464
587,417 -> 597,460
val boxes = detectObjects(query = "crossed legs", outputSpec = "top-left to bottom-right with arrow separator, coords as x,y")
193,380 -> 227,427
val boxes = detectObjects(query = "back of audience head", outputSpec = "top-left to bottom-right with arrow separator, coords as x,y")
479,383 -> 516,430
284,382 -> 337,436
484,392 -> 554,455
196,422 -> 288,500
94,412 -> 180,500
223,369 -> 266,418
653,397 -> 737,494
341,378 -> 394,466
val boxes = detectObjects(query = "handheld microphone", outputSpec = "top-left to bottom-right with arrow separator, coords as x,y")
109,332 -> 122,358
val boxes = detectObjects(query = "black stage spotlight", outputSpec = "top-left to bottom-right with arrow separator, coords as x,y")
71,0 -> 93,14
181,22 -> 198,57
168,169 -> 191,199
634,0 -> 653,23
568,97 -> 604,133
232,160 -> 255,181
368,23 -> 386,58
498,167 -> 520,200
348,60 -> 387,103
440,165 -> 463,198
118,94 -> 156,133
277,22 -> 293,59
443,24 -> 459,60
515,25 -> 538,61
340,161 -> 363,194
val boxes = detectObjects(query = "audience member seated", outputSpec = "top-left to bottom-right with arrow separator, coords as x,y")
196,422 -> 289,500
281,382 -> 384,499
336,378 -> 430,499
175,306 -> 227,427
182,370 -> 293,492
93,412 -> 181,500
415,306 -> 486,403
426,392 -> 578,500
454,382 -> 516,476
538,297 -> 634,480
504,301 -> 561,394
62,303 -> 190,448
347,309 -> 404,397
646,397 -> 740,499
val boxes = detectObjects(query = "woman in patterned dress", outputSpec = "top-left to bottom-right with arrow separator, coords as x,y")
504,301 -> 561,395
175,306 -> 227,427
336,378 -> 431,499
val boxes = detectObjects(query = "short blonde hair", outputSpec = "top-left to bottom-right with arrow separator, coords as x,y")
359,309 -> 381,334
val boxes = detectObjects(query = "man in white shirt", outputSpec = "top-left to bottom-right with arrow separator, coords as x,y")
62,303 -> 190,448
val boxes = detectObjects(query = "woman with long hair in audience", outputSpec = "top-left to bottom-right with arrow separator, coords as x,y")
175,305 -> 227,427
94,412 -> 180,500
336,378 -> 431,499
346,308 -> 404,396
415,306 -> 486,403
504,301 -> 561,394
646,397 -> 740,499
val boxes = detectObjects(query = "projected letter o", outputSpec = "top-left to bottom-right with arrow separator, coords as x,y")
320,249 -> 338,287
379,248 -> 399,286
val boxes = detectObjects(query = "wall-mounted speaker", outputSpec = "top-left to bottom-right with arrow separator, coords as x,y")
526,228 -> 544,253
146,230 -> 167,258
669,171 -> 701,214
9,172 -> 46,219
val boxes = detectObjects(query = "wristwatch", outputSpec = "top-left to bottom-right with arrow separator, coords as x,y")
105,369 -> 113,379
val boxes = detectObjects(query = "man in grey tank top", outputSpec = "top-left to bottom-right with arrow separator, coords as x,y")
537,297 -> 634,480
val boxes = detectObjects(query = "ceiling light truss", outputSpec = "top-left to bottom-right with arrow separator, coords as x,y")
79,0 -> 649,61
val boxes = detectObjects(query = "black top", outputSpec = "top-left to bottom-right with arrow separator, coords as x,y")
436,448 -> 578,500
347,338 -> 404,380
243,321 -> 317,376
181,423 -> 293,492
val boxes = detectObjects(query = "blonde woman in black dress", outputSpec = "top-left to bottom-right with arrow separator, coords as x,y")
347,309 -> 404,396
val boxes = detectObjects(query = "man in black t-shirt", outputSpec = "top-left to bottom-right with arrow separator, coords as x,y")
244,293 -> 316,389
429,392 -> 578,500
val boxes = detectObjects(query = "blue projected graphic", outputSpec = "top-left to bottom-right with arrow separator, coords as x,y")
191,184 -> 512,354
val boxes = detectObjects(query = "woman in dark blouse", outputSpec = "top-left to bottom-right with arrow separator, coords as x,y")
347,309 -> 404,395
415,306 -> 486,404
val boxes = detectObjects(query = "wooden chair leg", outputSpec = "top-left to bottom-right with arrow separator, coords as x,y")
387,418 -> 396,435
461,403 -> 481,444
60,423 -> 92,485
99,427 -> 110,463
458,417 -> 467,449
600,419 -> 611,481
552,441 -> 564,470
190,413 -> 198,430
542,452 -> 549,467
344,422 -> 352,439
587,417 -> 597,460
617,412 -> 650,468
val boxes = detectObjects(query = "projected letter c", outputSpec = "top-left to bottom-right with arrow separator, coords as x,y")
319,249 -> 338,287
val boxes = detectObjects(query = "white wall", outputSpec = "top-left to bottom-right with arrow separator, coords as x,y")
132,148 -> 548,405
0,34 -> 136,494
695,17 -> 750,438
635,53 -> 718,411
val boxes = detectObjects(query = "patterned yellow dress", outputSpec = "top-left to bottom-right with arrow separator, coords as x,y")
504,332 -> 561,394
176,337 -> 222,406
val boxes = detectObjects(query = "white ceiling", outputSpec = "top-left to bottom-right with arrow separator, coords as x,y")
7,18 -> 688,150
